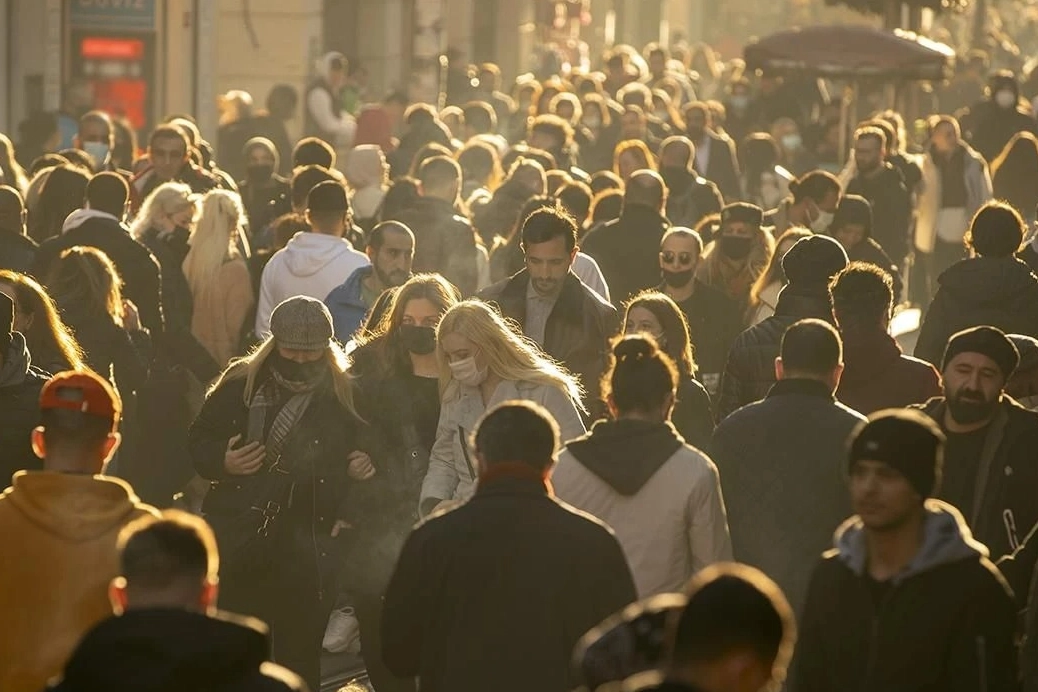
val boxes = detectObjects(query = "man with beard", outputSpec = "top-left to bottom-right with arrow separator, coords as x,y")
326,221 -> 415,343
845,126 -> 912,268
658,136 -> 723,229
479,207 -> 617,415
915,326 -> 1038,570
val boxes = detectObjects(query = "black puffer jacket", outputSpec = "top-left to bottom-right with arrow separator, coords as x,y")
915,256 -> 1038,366
0,334 -> 48,482
717,290 -> 834,420
48,608 -> 305,691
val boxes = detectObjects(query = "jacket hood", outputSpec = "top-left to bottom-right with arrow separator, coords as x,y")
344,145 -> 386,190
316,51 -> 346,83
57,608 -> 276,691
325,264 -> 371,310
0,332 -> 31,387
281,231 -> 356,277
833,500 -> 987,583
5,472 -> 145,542
62,208 -> 124,234
840,328 -> 903,385
563,419 -> 683,496
938,256 -> 1037,305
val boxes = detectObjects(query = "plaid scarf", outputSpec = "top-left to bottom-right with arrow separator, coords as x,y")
246,369 -> 324,471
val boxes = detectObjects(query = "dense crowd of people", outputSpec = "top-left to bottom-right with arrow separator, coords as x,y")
2,39 -> 1038,692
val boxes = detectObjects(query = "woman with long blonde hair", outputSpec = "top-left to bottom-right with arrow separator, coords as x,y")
182,190 -> 254,366
188,295 -> 364,689
696,204 -> 775,311
0,270 -> 86,373
419,300 -> 586,515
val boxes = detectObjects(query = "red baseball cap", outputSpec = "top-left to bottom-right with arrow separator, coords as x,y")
39,371 -> 121,423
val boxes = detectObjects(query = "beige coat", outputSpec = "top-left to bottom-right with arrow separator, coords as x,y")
0,472 -> 158,692
553,444 -> 732,597
190,258 -> 254,366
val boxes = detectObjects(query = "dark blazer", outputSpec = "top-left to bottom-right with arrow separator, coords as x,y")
693,130 -> 741,202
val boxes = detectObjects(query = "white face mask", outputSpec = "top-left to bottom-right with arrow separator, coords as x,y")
82,141 -> 110,167
449,355 -> 488,387
811,209 -> 835,233
995,90 -> 1016,109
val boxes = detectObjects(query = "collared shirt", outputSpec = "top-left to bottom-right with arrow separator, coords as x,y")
524,280 -> 558,345
694,135 -> 712,174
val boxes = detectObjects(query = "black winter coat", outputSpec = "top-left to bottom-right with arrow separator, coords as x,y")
673,375 -> 715,451
845,165 -> 912,264
671,281 -> 744,391
479,270 -> 619,412
35,216 -> 164,334
915,256 -> 1038,366
395,197 -> 479,296
472,180 -> 532,247
663,169 -> 724,230
692,130 -> 741,202
0,229 -> 38,274
0,335 -> 48,482
709,378 -> 864,614
581,205 -> 671,304
48,608 -> 305,692
382,472 -> 637,692
717,290 -> 834,420
790,504 -> 1018,692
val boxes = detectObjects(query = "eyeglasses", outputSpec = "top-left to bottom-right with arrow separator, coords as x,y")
660,251 -> 695,265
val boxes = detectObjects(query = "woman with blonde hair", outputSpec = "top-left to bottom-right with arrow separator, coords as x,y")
46,246 -> 149,399
419,300 -> 586,515
182,190 -> 254,366
613,139 -> 656,181
0,270 -> 86,373
188,295 -> 366,690
696,203 -> 775,309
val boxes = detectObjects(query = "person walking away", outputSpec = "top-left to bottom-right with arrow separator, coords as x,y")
343,145 -> 389,232
325,221 -> 414,344
342,274 -> 459,692
0,185 -> 37,273
718,235 -> 847,420
0,292 -> 49,479
0,370 -> 158,692
657,227 -> 742,398
238,137 -> 291,245
181,190 -> 255,366
304,52 -> 356,151
29,164 -> 90,243
0,271 -> 87,376
747,228 -> 811,327
625,563 -> 796,692
621,293 -> 715,449
915,201 -> 1038,365
789,409 -> 1018,692
914,326 -> 1038,575
46,511 -> 305,691
582,170 -> 672,303
254,180 -> 368,339
710,319 -> 864,613
831,263 -> 940,414
555,334 -> 731,597
658,136 -> 724,230
479,207 -> 618,416
695,203 -> 774,311
845,126 -> 912,271
383,401 -> 637,692
419,300 -> 587,515
915,116 -> 993,303
216,90 -> 260,183
253,84 -> 299,176
990,131 -> 1038,226
827,195 -> 904,300
188,297 -> 365,690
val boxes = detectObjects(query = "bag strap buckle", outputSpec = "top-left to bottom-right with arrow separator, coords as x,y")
255,500 -> 281,536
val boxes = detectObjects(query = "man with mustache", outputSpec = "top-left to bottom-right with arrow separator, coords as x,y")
915,326 -> 1038,582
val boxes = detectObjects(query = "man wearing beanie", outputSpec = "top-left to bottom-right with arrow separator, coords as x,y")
717,234 -> 848,419
0,291 -> 49,481
915,200 -> 1038,366
255,179 -> 369,339
789,409 -> 1017,692
914,325 -> 1038,575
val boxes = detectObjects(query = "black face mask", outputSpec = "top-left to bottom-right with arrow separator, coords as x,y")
270,352 -> 326,382
720,235 -> 753,261
246,163 -> 275,183
662,268 -> 695,287
399,324 -> 437,355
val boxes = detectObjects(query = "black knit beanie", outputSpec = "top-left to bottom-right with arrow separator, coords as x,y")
848,409 -> 945,498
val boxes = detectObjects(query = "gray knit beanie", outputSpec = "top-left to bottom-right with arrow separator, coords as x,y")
269,296 -> 334,351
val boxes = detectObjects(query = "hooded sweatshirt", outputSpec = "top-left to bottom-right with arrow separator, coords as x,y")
344,145 -> 387,221
554,420 -> 732,597
790,501 -> 1018,692
254,231 -> 368,338
49,608 -> 304,691
0,472 -> 158,692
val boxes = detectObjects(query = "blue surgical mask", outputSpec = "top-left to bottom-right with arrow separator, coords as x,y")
82,141 -> 110,168
781,134 -> 802,151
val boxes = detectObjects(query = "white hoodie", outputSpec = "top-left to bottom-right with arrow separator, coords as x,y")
255,232 -> 368,338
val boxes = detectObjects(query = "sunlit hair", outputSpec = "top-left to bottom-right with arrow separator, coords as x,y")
749,227 -> 811,312
130,181 -> 199,240
436,300 -> 585,410
0,270 -> 87,371
356,273 -> 461,377
182,190 -> 244,305
47,246 -> 126,326
209,338 -> 360,418
624,291 -> 697,377
0,132 -> 29,195
613,139 -> 656,179
697,223 -> 776,302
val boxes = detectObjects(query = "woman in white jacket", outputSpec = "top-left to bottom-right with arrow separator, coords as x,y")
419,300 -> 586,515
554,334 -> 732,597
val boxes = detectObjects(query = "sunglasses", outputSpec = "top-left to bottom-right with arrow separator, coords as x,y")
660,251 -> 695,265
